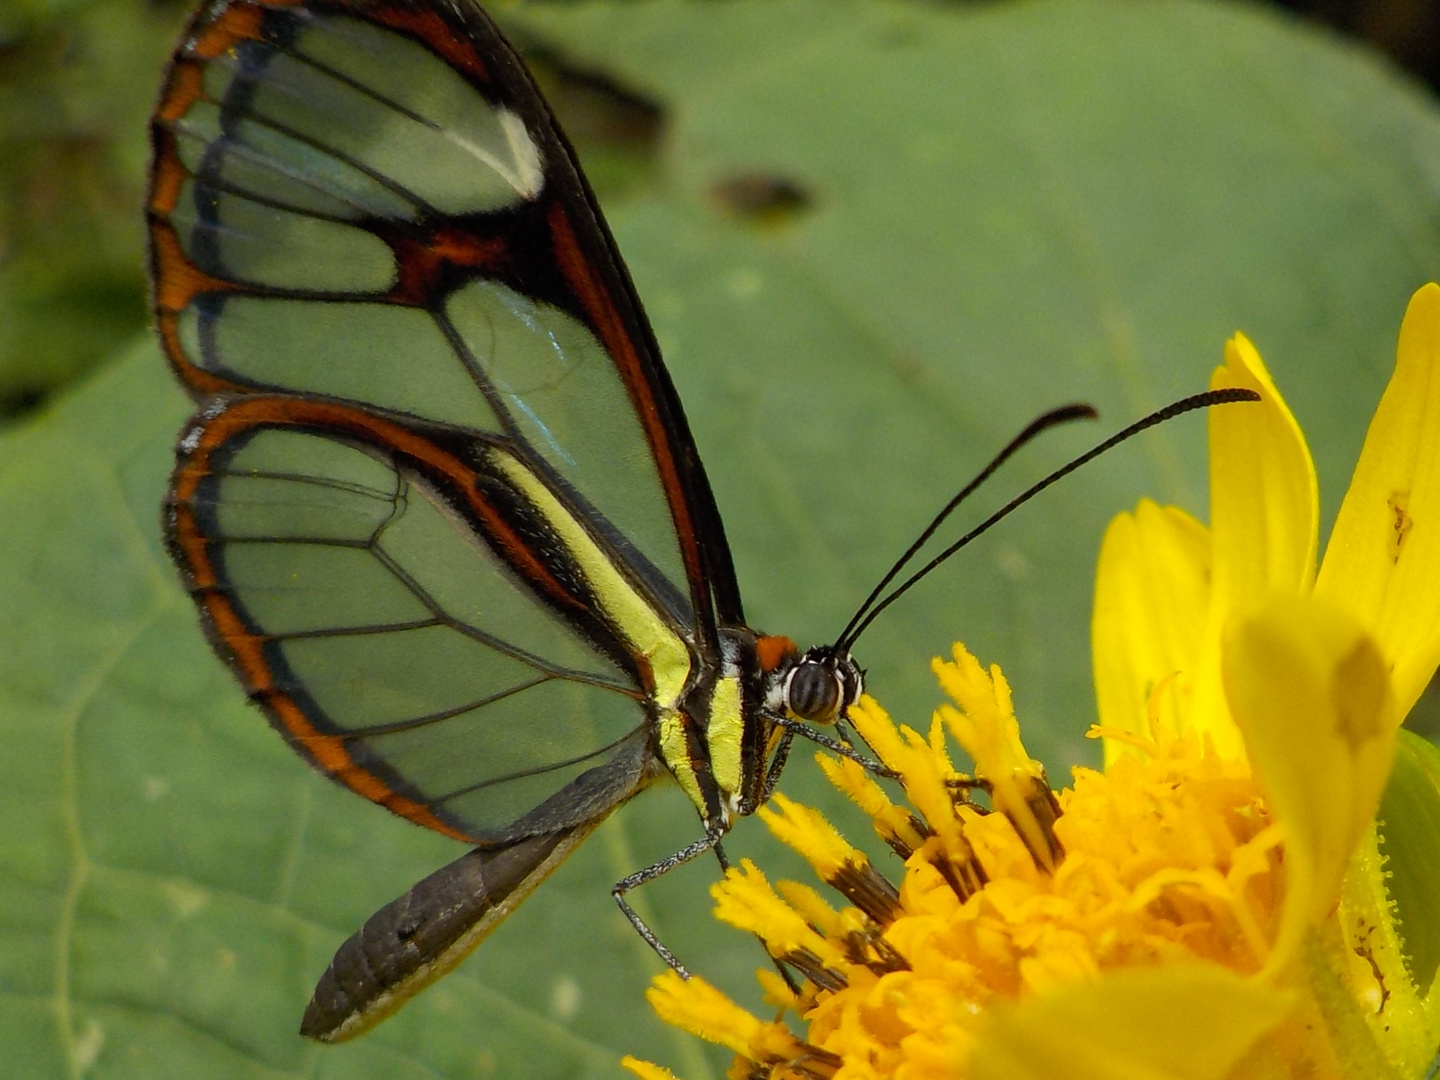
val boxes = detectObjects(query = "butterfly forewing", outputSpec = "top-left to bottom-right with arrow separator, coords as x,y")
151,0 -> 737,843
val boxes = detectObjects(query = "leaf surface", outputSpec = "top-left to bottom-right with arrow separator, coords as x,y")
6,0 -> 1440,1077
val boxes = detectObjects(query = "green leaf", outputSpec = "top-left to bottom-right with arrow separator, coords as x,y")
7,0 -> 1440,1077
1378,731 -> 1440,995
0,0 -> 184,419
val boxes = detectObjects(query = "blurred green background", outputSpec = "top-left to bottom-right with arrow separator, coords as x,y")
5,0 -> 1440,1077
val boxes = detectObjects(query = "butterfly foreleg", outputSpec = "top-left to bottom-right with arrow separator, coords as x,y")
772,715 -> 898,780
759,726 -> 796,805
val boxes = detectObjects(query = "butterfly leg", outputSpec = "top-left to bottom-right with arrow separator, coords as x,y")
759,727 -> 796,804
773,715 -> 898,779
613,827 -> 724,977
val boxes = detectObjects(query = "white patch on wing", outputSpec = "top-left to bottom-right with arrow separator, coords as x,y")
447,108 -> 544,200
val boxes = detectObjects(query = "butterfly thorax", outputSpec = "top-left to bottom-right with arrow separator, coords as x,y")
668,629 -> 864,831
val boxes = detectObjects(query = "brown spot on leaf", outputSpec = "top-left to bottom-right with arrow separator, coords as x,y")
515,39 -> 664,157
711,175 -> 814,227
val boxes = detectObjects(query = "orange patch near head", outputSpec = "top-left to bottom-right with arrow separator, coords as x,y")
756,635 -> 798,673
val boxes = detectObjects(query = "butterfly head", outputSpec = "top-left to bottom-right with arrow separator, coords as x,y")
782,645 -> 864,725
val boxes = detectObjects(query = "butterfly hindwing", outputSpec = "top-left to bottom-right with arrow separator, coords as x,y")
170,394 -> 671,841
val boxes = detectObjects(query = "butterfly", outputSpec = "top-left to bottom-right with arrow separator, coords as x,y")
147,0 -> 1257,1045
146,0 -> 878,1044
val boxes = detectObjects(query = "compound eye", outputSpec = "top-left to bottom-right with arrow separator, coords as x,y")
786,660 -> 842,723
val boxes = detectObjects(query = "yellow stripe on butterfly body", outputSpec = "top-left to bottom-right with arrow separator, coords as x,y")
706,675 -> 745,801
657,713 -> 700,811
488,451 -> 714,811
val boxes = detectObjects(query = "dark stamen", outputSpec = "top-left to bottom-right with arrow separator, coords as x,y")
779,948 -> 849,993
826,859 -> 902,926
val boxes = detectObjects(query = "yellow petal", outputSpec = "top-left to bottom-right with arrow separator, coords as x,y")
1194,337 -> 1319,757
1220,596 -> 1396,975
645,972 -> 761,1057
1315,283 -> 1440,719
622,1058 -> 682,1080
757,795 -> 860,882
817,754 -> 928,855
1208,334 -> 1319,603
967,965 -> 1294,1080
711,860 -> 846,967
935,648 -> 1060,869
1092,499 -> 1214,762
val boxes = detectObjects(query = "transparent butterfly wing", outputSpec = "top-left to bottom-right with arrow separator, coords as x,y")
150,0 -> 739,842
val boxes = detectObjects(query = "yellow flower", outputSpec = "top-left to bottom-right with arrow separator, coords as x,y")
626,284 -> 1440,1080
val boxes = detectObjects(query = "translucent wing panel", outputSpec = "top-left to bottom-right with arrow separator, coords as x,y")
177,296 -> 504,430
223,15 -> 541,215
168,176 -> 397,292
190,424 -> 646,840
157,4 -> 546,295
287,11 -> 543,204
223,543 -> 429,632
171,100 -> 411,221
223,425 -> 397,485
276,625 -> 536,728
211,474 -> 395,540
186,12 -> 541,221
445,281 -> 690,601
358,680 -> 650,831
364,470 -> 631,675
